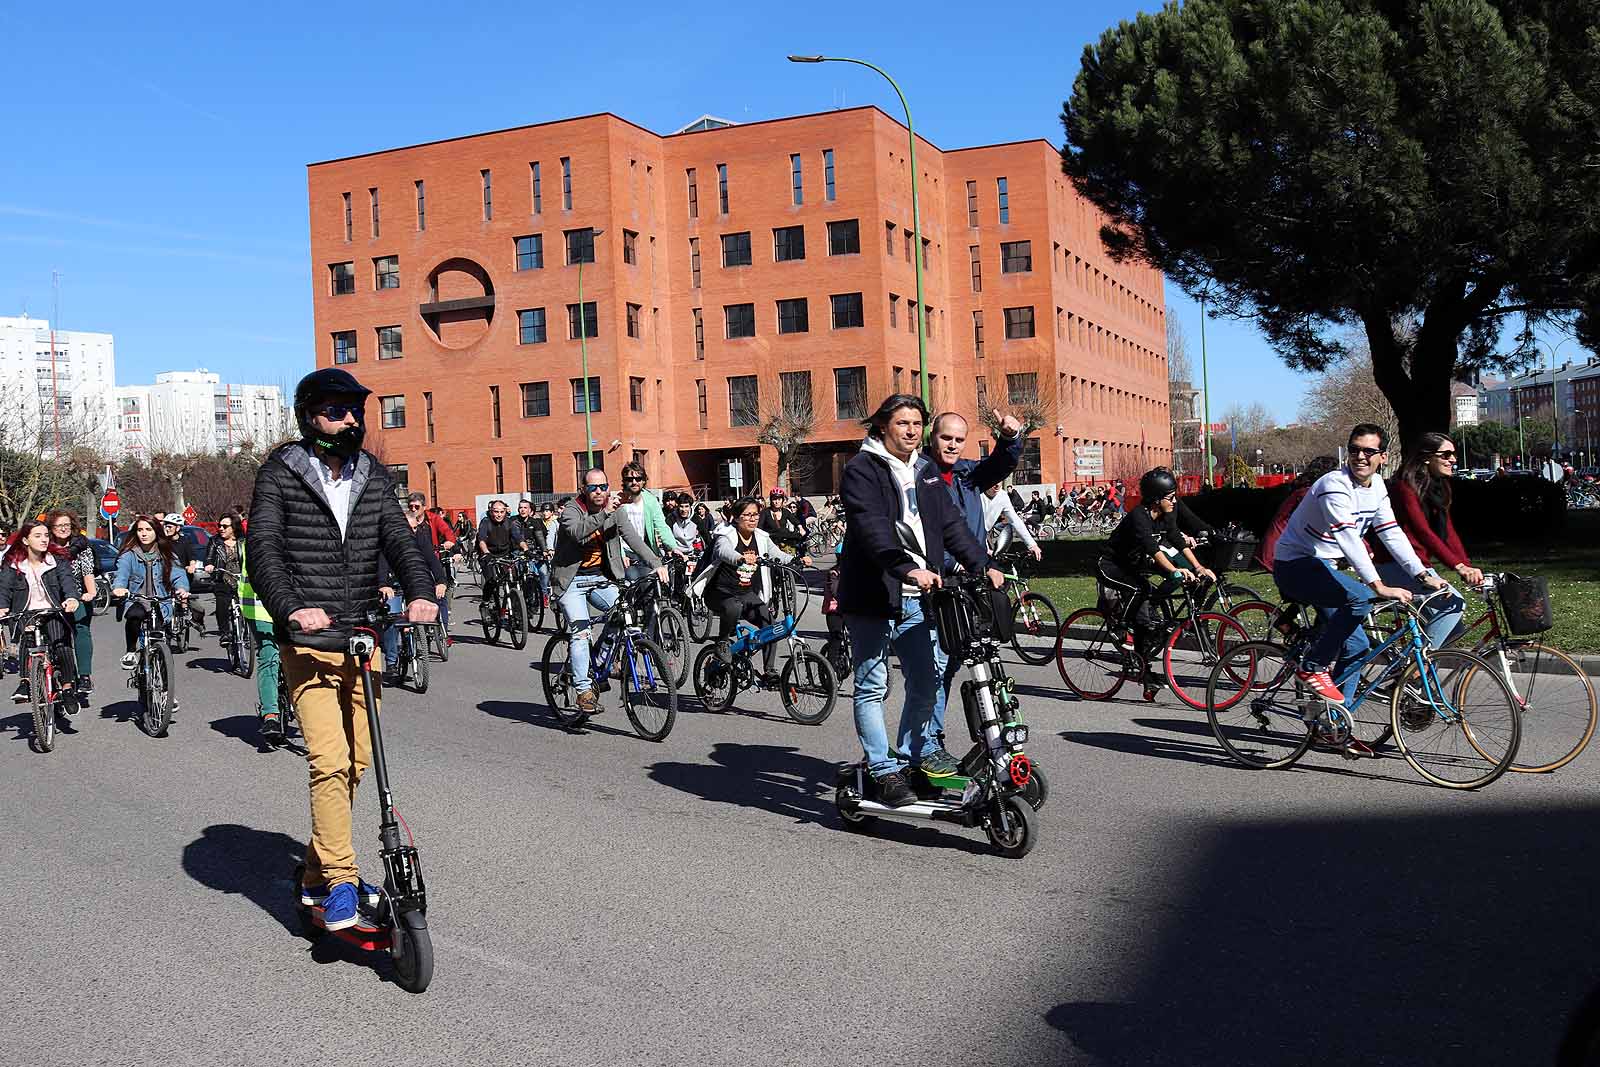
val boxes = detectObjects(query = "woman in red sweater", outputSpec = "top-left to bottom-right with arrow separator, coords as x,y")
1376,432 -> 1482,648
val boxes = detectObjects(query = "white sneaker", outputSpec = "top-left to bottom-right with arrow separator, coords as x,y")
120,652 -> 137,670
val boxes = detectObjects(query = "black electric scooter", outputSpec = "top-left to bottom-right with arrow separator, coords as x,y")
290,609 -> 433,993
835,579 -> 1044,858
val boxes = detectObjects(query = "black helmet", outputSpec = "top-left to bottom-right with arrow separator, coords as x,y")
1138,467 -> 1178,502
294,368 -> 371,438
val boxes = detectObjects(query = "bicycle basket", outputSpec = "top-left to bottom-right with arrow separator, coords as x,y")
927,582 -> 1012,657
1199,530 -> 1260,575
1498,573 -> 1554,636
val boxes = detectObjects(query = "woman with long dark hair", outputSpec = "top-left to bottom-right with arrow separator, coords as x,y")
47,510 -> 98,703
1258,455 -> 1338,572
111,514 -> 190,669
1375,432 -> 1481,647
0,519 -> 83,704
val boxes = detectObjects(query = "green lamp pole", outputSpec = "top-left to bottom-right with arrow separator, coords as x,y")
578,227 -> 604,468
789,54 -> 928,409
1199,293 -> 1212,484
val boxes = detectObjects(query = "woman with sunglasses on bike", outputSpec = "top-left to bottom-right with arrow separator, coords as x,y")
1372,432 -> 1481,649
111,515 -> 191,670
203,516 -> 244,645
0,520 -> 83,705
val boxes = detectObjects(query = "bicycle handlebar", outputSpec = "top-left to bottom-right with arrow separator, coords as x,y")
1368,584 -> 1459,619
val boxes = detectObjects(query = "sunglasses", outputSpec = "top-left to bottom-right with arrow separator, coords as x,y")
586,482 -> 610,492
1432,450 -> 1458,460
1349,446 -> 1386,459
623,476 -> 645,483
408,502 -> 424,510
314,403 -> 363,421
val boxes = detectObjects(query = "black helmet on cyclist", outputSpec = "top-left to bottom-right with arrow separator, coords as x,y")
1138,468 -> 1178,503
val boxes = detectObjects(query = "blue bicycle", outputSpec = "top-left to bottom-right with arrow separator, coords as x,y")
539,578 -> 677,741
1203,588 -> 1522,789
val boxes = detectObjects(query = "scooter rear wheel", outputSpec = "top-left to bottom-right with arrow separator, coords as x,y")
984,796 -> 1038,858
390,911 -> 434,994
1021,764 -> 1049,810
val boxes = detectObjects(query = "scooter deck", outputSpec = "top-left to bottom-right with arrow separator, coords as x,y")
302,905 -> 393,952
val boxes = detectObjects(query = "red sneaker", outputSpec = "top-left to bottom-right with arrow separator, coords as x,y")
1295,668 -> 1345,703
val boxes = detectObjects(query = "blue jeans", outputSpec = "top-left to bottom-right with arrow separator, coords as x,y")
1273,556 -> 1376,676
380,594 -> 405,669
845,596 -> 947,778
1377,562 -> 1464,650
560,575 -> 618,694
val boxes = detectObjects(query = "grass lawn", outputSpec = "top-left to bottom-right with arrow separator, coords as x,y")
1024,511 -> 1600,654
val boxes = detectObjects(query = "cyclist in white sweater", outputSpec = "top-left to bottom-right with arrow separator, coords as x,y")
1273,423 -> 1445,704
981,482 -> 1041,560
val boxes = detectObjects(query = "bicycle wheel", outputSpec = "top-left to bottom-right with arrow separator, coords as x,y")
95,581 -> 112,612
30,656 -> 54,754
539,633 -> 587,728
1226,599 -> 1277,643
1392,648 -> 1521,789
1055,608 -> 1128,700
1467,642 -> 1596,773
234,613 -> 256,679
525,582 -> 546,632
621,636 -> 676,741
480,586 -> 503,645
505,587 -> 528,651
142,643 -> 174,738
652,605 -> 691,689
1205,641 -> 1314,769
1036,524 -> 1056,541
693,644 -> 736,711
780,647 -> 837,725
409,632 -> 430,694
1163,611 -> 1252,711
686,595 -> 712,642
1221,581 -> 1264,604
1009,592 -> 1060,665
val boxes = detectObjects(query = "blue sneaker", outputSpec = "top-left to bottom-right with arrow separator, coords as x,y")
317,882 -> 360,931
300,879 -> 381,909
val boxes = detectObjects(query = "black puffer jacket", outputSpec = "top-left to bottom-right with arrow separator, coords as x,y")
0,554 -> 78,615
246,442 -> 434,652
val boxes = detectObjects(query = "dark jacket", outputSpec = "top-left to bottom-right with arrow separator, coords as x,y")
379,520 -> 445,589
0,554 -> 78,615
837,444 -> 987,619
922,429 -> 1023,568
246,442 -> 435,652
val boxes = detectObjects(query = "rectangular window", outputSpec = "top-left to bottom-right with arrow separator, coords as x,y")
894,366 -> 904,392
696,379 -> 707,429
530,161 -> 542,213
523,453 -> 553,494
571,376 -> 601,414
830,292 -> 864,329
780,370 -> 813,419
1018,437 -> 1042,483
572,452 -> 601,486
1003,306 -> 1035,339
922,237 -> 930,269
623,229 -> 638,265
889,293 -> 899,328
561,156 -> 572,210
976,375 -> 988,412
997,177 -> 1009,224
481,169 -> 492,220
969,245 -> 982,291
1006,372 -> 1039,406
567,302 -> 598,339
380,394 -> 406,429
515,234 -> 544,270
369,188 -> 379,238
823,148 -> 836,200
886,221 -> 896,255
626,303 -> 641,338
721,231 -> 752,267
717,162 -> 729,213
827,218 -> 860,256
924,303 -> 934,340
1000,240 -> 1032,273
342,191 -> 352,241
965,180 -> 978,227
686,168 -> 698,218
493,457 -> 504,493
973,311 -> 984,358
904,229 -> 912,262
330,262 -> 355,296
728,374 -> 758,427
834,366 -> 866,420
520,381 -> 550,418
374,255 -> 399,289
629,375 -> 645,412
390,464 -> 409,489
773,225 -> 805,262
490,385 -> 501,438
724,303 -> 756,339
378,325 -> 402,360
518,308 -> 547,344
791,153 -> 803,206
565,228 -> 596,265
424,391 -> 435,442
776,297 -> 809,335
689,238 -> 701,287
692,307 -> 704,359
906,300 -> 916,333
414,180 -> 425,230
332,330 -> 357,365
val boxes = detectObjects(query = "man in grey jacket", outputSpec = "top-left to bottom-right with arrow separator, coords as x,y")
551,467 -> 665,713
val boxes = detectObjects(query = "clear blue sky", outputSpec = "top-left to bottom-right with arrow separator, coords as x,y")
0,0 -> 1311,420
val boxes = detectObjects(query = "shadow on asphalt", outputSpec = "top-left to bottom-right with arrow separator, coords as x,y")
0,710 -> 33,745
1113,717 -> 1437,788
1059,727 -> 1238,769
477,698 -> 637,740
182,823 -> 305,936
1036,804 -> 1600,1066
185,656 -> 233,674
98,697 -> 142,725
211,713 -> 301,754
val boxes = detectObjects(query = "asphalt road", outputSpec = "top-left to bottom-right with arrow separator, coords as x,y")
3,587 -> 1597,1067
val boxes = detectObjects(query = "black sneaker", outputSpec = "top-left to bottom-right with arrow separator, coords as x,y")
872,770 -> 917,808
260,712 -> 284,741
11,680 -> 29,704
915,747 -> 962,778
78,674 -> 93,697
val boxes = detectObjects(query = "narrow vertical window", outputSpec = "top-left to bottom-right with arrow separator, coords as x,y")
481,169 -> 492,220
997,176 -> 1009,224
493,457 -> 504,494
686,168 -> 698,218
423,391 -> 434,443
790,154 -> 803,206
823,148 -> 835,200
689,238 -> 701,288
973,311 -> 984,359
889,293 -> 899,328
369,188 -> 379,237
965,180 -> 978,227
561,156 -> 572,210
530,161 -> 542,213
696,379 -> 708,429
414,180 -> 425,231
717,162 -> 729,213
969,245 -> 982,292
693,308 -> 704,359
886,222 -> 896,256
342,192 -> 352,241
490,385 -> 501,438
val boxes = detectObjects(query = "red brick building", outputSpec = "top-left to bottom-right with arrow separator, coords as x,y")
306,107 -> 1170,506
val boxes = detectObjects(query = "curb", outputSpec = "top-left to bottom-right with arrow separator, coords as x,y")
1575,655 -> 1600,679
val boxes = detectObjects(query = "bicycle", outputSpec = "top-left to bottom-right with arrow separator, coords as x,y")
989,549 -> 1060,666
639,568 -> 691,689
220,594 -> 255,679
1055,565 -> 1251,709
692,559 -> 837,724
667,553 -> 713,643
477,556 -> 527,649
539,578 -> 678,741
8,609 -> 75,753
385,614 -> 430,694
1204,588 -> 1522,790
425,620 -> 450,662
515,547 -> 550,633
123,593 -> 177,738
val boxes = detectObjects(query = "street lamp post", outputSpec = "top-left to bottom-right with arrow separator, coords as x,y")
578,228 -> 604,469
1533,335 -> 1576,462
789,54 -> 928,410
1199,294 -> 1212,485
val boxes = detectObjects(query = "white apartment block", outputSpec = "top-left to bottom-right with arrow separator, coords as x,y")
116,370 -> 291,458
0,315 -> 116,454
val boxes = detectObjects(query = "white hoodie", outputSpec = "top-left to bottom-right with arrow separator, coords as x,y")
860,434 -> 930,596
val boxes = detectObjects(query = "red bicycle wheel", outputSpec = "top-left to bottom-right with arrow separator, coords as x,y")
1055,608 -> 1128,701
1164,611 -> 1252,710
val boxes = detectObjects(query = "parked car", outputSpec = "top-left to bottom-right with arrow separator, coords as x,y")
86,537 -> 119,610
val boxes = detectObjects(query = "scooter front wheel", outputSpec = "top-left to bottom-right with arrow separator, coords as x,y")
1021,763 -> 1049,810
984,796 -> 1038,858
834,785 -> 875,832
390,910 -> 434,994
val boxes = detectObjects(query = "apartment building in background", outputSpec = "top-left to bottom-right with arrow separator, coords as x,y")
306,107 -> 1170,506
115,371 -> 290,459
0,315 -> 116,454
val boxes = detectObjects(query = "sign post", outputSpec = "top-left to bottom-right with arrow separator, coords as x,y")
99,488 -> 121,523
1073,445 -> 1105,480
